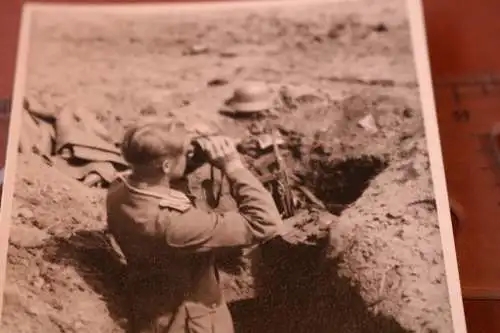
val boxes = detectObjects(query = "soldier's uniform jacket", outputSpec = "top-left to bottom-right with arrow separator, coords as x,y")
106,166 -> 284,333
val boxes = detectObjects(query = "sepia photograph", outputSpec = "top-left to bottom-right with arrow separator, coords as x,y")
0,0 -> 465,332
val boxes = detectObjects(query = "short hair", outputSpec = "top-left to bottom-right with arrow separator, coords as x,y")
121,118 -> 190,168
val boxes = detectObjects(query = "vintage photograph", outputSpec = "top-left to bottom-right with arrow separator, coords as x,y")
0,0 -> 464,332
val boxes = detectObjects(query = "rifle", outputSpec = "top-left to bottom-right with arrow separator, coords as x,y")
210,132 -> 325,217
254,132 -> 327,216
271,130 -> 296,218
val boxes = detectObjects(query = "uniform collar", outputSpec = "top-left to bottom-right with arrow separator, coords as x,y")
117,171 -> 193,212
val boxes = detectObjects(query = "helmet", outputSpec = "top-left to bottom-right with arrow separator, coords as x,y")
224,81 -> 274,114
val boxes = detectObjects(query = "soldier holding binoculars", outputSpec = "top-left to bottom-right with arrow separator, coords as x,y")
106,119 -> 284,333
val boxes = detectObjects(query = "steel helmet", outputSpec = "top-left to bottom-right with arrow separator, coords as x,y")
224,81 -> 274,114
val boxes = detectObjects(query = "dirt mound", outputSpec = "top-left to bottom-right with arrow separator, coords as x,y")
332,135 -> 453,333
2,1 -> 453,332
3,154 -> 123,333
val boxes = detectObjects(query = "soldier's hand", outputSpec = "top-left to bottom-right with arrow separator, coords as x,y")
196,135 -> 243,172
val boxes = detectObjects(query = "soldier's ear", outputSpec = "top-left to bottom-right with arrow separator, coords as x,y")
161,159 -> 170,174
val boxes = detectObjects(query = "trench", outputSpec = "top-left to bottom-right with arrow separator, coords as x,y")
43,153 -> 409,333
226,154 -> 408,333
298,154 -> 388,215
229,242 -> 407,333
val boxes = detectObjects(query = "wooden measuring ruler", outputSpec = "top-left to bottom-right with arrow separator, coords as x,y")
434,74 -> 500,299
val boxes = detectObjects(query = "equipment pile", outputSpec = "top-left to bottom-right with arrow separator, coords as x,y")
20,99 -> 129,188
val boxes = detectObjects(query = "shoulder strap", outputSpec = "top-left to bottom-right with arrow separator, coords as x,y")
117,172 -> 193,213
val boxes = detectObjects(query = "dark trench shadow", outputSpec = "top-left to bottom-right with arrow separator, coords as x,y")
43,229 -> 130,329
300,154 -> 388,215
229,238 -> 410,333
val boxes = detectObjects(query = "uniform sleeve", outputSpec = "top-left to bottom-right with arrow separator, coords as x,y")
161,166 -> 285,252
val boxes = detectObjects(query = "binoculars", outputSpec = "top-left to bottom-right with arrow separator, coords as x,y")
183,137 -> 211,175
183,135 -> 243,175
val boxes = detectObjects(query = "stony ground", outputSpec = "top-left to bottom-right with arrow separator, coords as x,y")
1,1 -> 454,332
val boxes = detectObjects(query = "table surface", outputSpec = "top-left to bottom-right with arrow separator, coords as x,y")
423,0 -> 500,300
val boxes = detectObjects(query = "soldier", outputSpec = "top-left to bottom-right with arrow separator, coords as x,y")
106,119 -> 284,333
